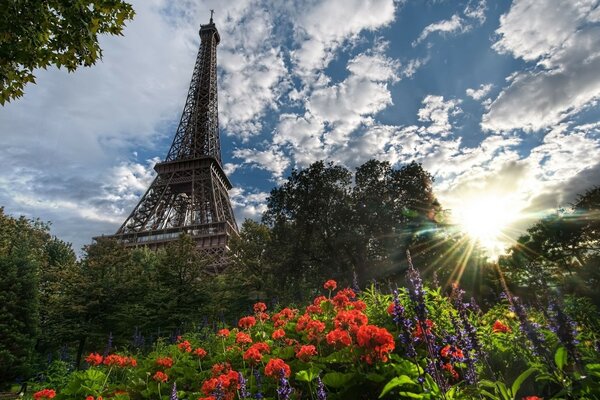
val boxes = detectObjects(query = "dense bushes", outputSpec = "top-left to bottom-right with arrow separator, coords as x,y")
25,267 -> 600,399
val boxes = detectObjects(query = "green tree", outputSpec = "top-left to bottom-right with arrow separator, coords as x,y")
0,208 -> 49,385
0,0 -> 135,104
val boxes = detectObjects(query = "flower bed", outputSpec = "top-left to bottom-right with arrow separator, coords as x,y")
28,264 -> 600,400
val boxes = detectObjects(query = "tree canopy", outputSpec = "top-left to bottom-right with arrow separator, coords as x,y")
0,0 -> 135,104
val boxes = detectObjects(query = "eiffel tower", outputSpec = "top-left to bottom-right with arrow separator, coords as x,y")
100,13 -> 238,268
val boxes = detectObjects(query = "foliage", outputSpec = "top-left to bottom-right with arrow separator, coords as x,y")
23,272 -> 600,400
0,0 -> 135,104
0,208 -> 50,385
500,186 -> 600,305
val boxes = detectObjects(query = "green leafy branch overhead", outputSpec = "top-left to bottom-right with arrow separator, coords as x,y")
0,0 -> 135,105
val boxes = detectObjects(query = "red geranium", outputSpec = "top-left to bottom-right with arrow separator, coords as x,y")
272,308 -> 297,327
238,316 -> 257,330
295,313 -> 312,332
243,347 -> 263,365
265,358 -> 291,378
85,352 -> 103,366
236,332 -> 253,345
326,328 -> 352,348
334,309 -> 368,334
332,293 -> 350,309
440,345 -> 465,361
195,348 -> 208,358
33,389 -> 56,400
156,356 -> 174,369
296,345 -> 318,362
305,320 -> 326,341
217,328 -> 230,338
386,302 -> 395,316
253,302 -> 267,313
356,325 -> 395,364
178,340 -> 192,353
324,279 -> 337,291
153,371 -> 168,382
350,300 -> 367,311
522,397 -> 543,400
103,354 -> 136,368
413,319 -> 434,340
272,329 -> 286,340
493,320 -> 511,333
442,363 -> 459,380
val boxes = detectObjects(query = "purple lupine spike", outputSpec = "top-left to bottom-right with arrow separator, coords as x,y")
547,301 -> 579,363
277,369 -> 293,400
170,382 -> 178,400
392,288 -> 416,358
212,382 -> 225,400
316,376 -> 327,400
253,368 -> 264,399
511,296 -> 546,357
238,372 -> 249,399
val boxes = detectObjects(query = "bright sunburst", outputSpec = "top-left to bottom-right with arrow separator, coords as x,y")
451,194 -> 520,258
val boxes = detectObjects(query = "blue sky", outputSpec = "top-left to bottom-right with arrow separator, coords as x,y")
1,0 -> 600,255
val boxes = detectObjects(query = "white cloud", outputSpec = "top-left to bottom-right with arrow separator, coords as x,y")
413,14 -> 465,47
417,95 -> 462,136
229,187 -> 269,222
483,0 -> 600,132
466,83 -> 493,101
232,147 -> 290,179
290,0 -> 397,77
464,0 -> 487,24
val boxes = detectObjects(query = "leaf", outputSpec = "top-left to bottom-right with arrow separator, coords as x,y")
379,375 -> 415,398
366,372 -> 386,383
511,367 -> 536,399
295,367 -> 320,383
496,382 -> 509,400
554,346 -> 568,371
322,372 -> 355,389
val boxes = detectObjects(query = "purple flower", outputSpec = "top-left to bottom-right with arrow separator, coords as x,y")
277,369 -> 293,400
316,376 -> 327,400
170,382 -> 178,400
392,288 -> 416,358
103,332 -> 113,357
547,301 -> 579,363
253,368 -> 263,399
511,296 -> 546,357
238,372 -> 249,399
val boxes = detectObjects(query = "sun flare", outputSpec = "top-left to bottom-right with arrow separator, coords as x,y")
451,194 -> 521,258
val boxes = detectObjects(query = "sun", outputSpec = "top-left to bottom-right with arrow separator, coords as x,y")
450,194 -> 520,258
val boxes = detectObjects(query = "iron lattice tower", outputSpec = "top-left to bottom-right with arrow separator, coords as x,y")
102,15 -> 238,268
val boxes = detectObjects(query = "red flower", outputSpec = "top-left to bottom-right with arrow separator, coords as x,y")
272,308 -> 297,327
156,356 -> 174,369
306,304 -> 323,315
339,288 -> 357,299
305,320 -> 326,341
324,279 -> 337,291
334,309 -> 368,334
257,312 -> 270,321
202,378 -> 219,395
253,302 -> 267,313
522,397 -> 543,400
217,328 -> 230,338
250,342 -> 271,354
238,316 -> 257,330
243,347 -> 263,365
350,300 -> 367,312
386,302 -> 395,316
33,389 -> 56,400
195,348 -> 208,358
272,329 -> 286,340
356,325 -> 395,364
153,371 -> 168,382
332,293 -> 350,309
265,358 -> 291,378
85,352 -> 103,366
442,363 -> 459,380
493,320 -> 511,333
86,397 -> 94,400
326,328 -> 352,348
198,397 -> 217,400
413,319 -> 434,339
178,340 -> 192,353
236,332 -> 253,345
295,313 -> 312,332
296,345 -> 318,362
103,354 -> 135,368
211,362 -> 231,376
440,345 -> 465,361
